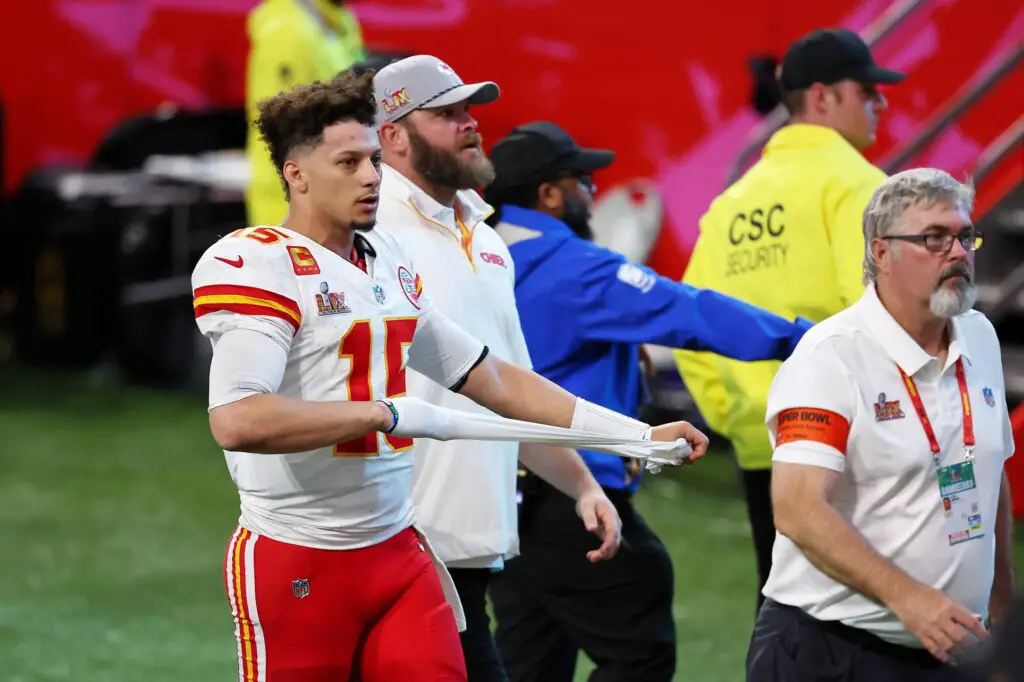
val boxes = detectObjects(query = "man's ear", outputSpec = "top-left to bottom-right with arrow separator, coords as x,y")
282,159 -> 306,194
872,237 -> 898,276
805,82 -> 835,116
537,182 -> 562,211
378,121 -> 407,154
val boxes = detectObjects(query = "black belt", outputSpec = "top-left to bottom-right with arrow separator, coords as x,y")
766,599 -> 945,669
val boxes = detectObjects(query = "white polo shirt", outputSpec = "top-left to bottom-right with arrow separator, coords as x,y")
763,284 -> 1015,647
376,164 -> 532,568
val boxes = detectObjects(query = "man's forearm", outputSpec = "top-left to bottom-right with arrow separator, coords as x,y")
459,357 -> 576,428
993,472 -> 1016,594
780,499 -> 920,608
209,393 -> 390,453
519,443 -> 601,500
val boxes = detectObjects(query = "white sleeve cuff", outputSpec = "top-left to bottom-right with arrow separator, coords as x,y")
207,327 -> 289,411
407,306 -> 487,389
772,442 -> 846,473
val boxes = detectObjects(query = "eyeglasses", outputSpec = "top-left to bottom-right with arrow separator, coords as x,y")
882,228 -> 984,254
551,171 -> 596,195
577,174 -> 597,194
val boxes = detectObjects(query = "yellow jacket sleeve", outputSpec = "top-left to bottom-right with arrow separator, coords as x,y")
245,26 -> 316,227
672,231 -> 731,436
826,172 -> 885,308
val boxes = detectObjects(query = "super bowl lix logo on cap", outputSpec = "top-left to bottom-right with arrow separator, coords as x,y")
381,87 -> 412,117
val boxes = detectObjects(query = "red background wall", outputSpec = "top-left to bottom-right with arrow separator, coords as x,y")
1,0 -> 1021,277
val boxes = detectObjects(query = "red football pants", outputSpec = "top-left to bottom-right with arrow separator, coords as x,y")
224,525 -> 467,682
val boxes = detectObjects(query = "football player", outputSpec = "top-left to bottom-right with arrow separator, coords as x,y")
192,70 -> 708,682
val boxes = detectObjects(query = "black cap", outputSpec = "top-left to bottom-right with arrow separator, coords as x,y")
779,28 -> 905,91
487,121 -> 615,190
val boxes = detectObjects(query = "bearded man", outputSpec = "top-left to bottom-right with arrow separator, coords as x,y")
372,56 -> 625,682
747,167 -> 1014,682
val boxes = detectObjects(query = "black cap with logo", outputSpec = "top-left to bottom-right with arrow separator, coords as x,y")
779,28 -> 905,91
487,121 -> 615,190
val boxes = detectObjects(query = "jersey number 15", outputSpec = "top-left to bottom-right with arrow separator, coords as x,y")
335,317 -> 418,457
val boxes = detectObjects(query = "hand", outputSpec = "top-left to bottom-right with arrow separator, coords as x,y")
890,584 -> 988,663
638,345 -> 656,379
576,489 -> 622,563
649,421 -> 709,464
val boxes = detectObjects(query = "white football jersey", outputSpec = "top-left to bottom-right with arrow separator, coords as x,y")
191,225 -> 486,549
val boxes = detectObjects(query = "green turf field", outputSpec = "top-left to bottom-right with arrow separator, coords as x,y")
1,365 -> 1021,682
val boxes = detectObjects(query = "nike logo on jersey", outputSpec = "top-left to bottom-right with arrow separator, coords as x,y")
215,255 -> 244,268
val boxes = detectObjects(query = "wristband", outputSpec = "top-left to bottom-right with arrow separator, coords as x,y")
378,400 -> 399,434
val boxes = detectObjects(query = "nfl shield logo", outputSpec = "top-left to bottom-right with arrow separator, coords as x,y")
983,387 -> 995,407
373,283 -> 387,305
292,578 -> 310,599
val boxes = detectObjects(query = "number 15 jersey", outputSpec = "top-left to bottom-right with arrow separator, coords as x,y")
191,225 -> 486,550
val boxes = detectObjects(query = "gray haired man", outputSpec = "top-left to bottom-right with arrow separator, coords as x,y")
747,168 -> 1014,682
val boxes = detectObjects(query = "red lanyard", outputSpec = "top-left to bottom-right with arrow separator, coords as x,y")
897,358 -> 974,466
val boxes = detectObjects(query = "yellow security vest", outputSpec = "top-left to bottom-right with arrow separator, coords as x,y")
245,0 -> 366,226
674,124 -> 886,470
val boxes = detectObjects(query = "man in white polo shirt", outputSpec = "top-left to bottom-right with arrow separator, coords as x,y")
747,168 -> 1016,681
371,56 -> 623,682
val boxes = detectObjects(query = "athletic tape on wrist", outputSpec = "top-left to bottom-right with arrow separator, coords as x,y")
570,398 -> 650,441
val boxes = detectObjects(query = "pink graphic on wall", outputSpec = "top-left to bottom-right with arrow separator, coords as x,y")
650,0 -> 1023,257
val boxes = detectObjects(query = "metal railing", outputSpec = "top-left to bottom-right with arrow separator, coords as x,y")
882,42 -> 1024,173
974,115 -> 1024,324
974,114 -> 1024,188
723,0 -> 931,188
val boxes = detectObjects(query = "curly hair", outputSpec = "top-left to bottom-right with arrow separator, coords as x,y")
255,69 -> 378,197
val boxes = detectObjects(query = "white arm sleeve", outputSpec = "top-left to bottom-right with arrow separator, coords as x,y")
385,396 -> 691,467
407,305 -> 487,390
207,326 -> 289,411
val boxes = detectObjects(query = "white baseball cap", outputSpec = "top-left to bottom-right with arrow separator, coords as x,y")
373,55 -> 500,124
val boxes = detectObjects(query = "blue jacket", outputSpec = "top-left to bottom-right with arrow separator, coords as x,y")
497,205 -> 812,492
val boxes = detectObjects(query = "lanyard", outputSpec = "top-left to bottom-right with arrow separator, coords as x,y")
897,358 -> 974,467
455,212 -> 476,270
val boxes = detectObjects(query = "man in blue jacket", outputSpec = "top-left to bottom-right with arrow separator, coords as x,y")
483,122 -> 813,682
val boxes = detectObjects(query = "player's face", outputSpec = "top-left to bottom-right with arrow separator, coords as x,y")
311,123 -> 385,232
404,103 -> 495,189
883,201 -> 977,318
303,121 -> 382,231
827,80 -> 888,151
